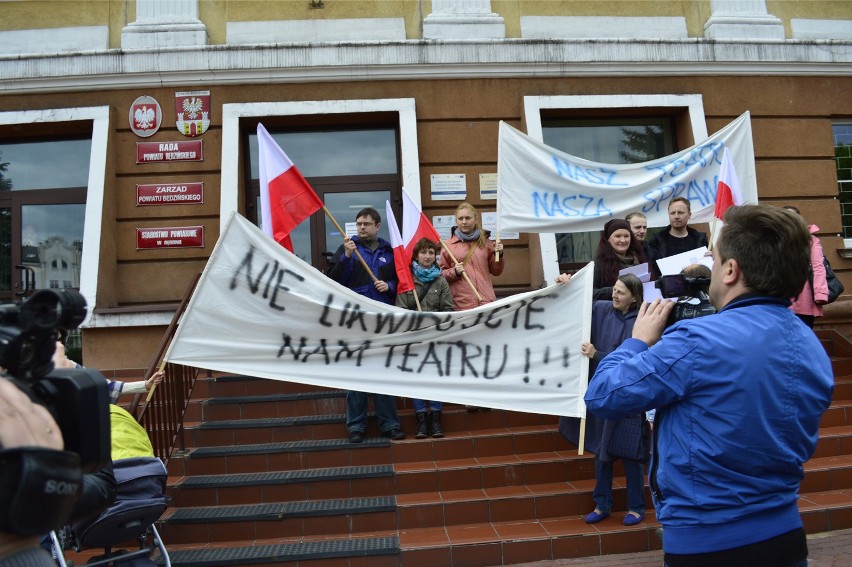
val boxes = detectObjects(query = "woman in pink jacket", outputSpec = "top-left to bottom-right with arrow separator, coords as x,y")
785,206 -> 829,328
439,202 -> 505,311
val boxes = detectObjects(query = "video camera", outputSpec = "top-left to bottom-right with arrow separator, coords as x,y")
655,274 -> 716,324
0,290 -> 111,535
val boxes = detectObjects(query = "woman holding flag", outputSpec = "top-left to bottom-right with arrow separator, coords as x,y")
396,237 -> 454,438
439,202 -> 505,311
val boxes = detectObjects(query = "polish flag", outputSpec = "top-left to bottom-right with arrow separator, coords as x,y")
714,147 -> 744,221
385,201 -> 415,294
401,191 -> 442,257
257,123 -> 323,252
712,147 -> 744,244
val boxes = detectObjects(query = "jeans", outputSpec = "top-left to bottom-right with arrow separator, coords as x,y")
593,454 -> 645,514
346,390 -> 400,433
412,399 -> 442,413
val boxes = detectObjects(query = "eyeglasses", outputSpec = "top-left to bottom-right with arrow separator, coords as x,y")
356,222 -> 376,227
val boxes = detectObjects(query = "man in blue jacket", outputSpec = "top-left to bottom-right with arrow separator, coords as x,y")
586,204 -> 833,567
327,207 -> 404,443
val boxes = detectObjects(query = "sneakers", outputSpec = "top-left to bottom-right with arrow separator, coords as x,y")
583,509 -> 611,524
623,511 -> 645,526
348,431 -> 364,444
382,427 -> 406,440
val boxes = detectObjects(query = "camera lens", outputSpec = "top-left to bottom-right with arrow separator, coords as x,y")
19,290 -> 87,331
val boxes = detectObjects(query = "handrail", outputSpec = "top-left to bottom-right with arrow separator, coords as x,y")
129,272 -> 206,465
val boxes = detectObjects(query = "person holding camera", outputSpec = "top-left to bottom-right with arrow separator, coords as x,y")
557,273 -> 648,526
585,205 -> 833,566
592,218 -> 646,300
0,378 -> 74,566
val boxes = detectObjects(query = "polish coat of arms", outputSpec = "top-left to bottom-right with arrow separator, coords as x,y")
175,91 -> 211,137
129,95 -> 162,138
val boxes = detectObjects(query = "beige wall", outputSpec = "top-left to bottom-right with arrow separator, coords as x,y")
2,1 -> 850,43
3,73 -> 849,369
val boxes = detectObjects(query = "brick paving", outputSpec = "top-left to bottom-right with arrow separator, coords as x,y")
510,528 -> 852,567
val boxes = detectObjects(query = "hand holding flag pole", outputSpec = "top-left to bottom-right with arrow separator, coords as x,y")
440,245 -> 484,303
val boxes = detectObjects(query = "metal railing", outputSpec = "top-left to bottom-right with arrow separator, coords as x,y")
128,272 -> 206,465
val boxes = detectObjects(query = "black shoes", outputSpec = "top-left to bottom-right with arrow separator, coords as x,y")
383,427 -> 406,440
348,431 -> 364,444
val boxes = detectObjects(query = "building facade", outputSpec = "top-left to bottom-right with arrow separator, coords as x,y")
1,0 -> 850,371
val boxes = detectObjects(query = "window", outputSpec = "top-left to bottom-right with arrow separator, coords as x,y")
0,136 -> 89,300
835,123 -> 852,238
244,123 -> 401,269
542,117 -> 675,267
49,279 -> 59,288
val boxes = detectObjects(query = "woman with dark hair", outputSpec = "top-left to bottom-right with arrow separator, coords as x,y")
592,218 -> 646,300
557,273 -> 648,527
397,237 -> 454,438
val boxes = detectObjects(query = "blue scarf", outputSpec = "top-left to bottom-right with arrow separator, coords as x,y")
412,262 -> 441,283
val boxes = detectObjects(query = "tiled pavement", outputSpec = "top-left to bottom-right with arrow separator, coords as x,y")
510,528 -> 852,566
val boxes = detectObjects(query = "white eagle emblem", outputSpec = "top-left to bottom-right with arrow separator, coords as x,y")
134,105 -> 156,130
182,97 -> 204,120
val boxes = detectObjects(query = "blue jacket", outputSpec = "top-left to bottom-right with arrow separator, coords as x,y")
585,294 -> 833,554
326,236 -> 397,305
560,300 -> 637,455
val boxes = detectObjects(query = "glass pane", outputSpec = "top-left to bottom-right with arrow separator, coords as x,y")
543,117 -> 674,264
835,124 -> 852,238
21,204 -> 85,290
255,194 -> 313,264
0,139 -> 91,190
324,191 -> 391,253
248,129 -> 398,178
0,207 -> 10,293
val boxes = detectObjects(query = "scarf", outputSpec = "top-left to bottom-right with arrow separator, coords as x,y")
412,262 -> 441,283
456,228 -> 481,243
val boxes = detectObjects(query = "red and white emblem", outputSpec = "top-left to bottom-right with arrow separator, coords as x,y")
175,90 -> 211,137
129,96 -> 162,138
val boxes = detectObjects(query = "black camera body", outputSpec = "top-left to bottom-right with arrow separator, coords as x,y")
0,290 -> 111,535
0,290 -> 110,472
654,274 -> 717,325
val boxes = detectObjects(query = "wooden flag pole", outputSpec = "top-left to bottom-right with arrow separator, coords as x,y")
323,206 -> 379,283
440,241 -> 483,303
144,359 -> 167,403
708,215 -> 719,253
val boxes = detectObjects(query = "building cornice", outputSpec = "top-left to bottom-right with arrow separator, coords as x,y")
1,39 -> 851,94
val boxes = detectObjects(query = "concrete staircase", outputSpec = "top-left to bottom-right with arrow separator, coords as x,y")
130,330 -> 852,566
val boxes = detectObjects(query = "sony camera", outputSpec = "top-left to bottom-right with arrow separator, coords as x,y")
0,289 -> 110,471
655,274 -> 717,325
0,290 -> 111,535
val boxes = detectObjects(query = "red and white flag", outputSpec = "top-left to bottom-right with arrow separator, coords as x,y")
385,201 -> 415,294
712,147 -> 744,244
257,123 -> 323,252
715,147 -> 744,220
401,191 -> 442,257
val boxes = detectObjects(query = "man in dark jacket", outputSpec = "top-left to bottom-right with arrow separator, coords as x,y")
646,197 -> 709,278
326,207 -> 404,443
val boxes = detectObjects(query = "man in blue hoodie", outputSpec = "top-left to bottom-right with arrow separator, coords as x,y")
585,204 -> 833,567
326,207 -> 404,443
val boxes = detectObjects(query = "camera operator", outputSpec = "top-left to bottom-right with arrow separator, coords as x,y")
0,379 -> 71,566
585,205 -> 833,566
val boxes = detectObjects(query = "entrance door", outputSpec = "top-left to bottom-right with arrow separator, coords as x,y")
0,137 -> 90,302
245,125 -> 402,271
